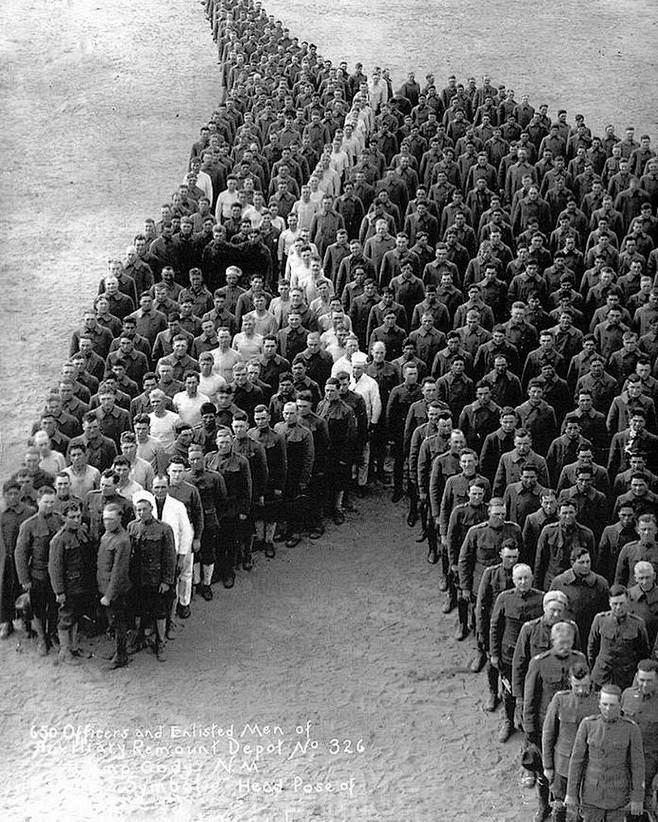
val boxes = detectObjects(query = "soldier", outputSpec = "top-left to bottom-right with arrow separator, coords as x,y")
474,541 -> 519,701
317,378 -> 357,524
250,404 -> 289,545
550,546 -> 610,643
522,489 -> 559,568
230,411 -> 269,558
490,563 -> 544,743
566,685 -> 645,821
621,659 -> 658,818
542,661 -> 598,822
296,390 -> 330,540
48,503 -> 90,665
588,584 -> 651,690
614,514 -> 658,587
165,458 -> 203,621
0,480 -> 33,640
628,561 -> 658,646
128,491 -> 176,662
206,430 -> 252,586
273,401 -> 315,546
415,409 -> 452,563
534,499 -> 596,591
523,622 -> 589,821
445,480 -> 488,616
14,486 -> 64,656
458,499 -> 523,631
97,502 -> 133,669
186,443 -> 226,597
512,591 -> 579,710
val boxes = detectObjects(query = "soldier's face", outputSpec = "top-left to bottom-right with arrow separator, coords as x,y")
543,601 -> 565,624
599,692 -> 621,722
637,670 -> 658,697
609,594 -> 628,619
570,674 -> 592,698
513,567 -> 532,593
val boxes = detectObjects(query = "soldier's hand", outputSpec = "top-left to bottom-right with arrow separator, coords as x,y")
258,496 -> 265,506
192,539 -> 201,553
543,769 -> 554,784
274,489 -> 283,497
490,655 -> 499,668
460,589 -> 471,602
100,596 -> 110,607
434,517 -> 441,528
419,492 -> 427,501
56,594 -> 66,605
451,565 -> 459,575
158,583 -> 170,594
564,795 -> 577,809
238,513 -> 247,520
629,801 -> 643,815
22,583 -> 32,592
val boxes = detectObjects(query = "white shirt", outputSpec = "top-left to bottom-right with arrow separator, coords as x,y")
212,347 -> 243,381
148,410 -> 181,449
350,372 -> 382,424
215,188 -> 241,221
199,372 -> 226,404
173,391 -> 210,427
331,354 -> 355,377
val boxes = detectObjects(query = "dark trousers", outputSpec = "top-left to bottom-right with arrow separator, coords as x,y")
106,596 -> 129,660
217,518 -> 238,580
30,580 -> 58,638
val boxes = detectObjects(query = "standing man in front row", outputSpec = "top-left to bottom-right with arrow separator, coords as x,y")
566,684 -> 645,821
128,491 -> 176,662
97,502 -> 132,669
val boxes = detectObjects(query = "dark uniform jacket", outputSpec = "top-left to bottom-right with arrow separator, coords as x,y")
15,512 -> 65,586
490,587 -> 544,665
567,713 -> 645,810
475,562 -> 514,648
587,611 -> 650,688
458,520 -> 523,594
523,649 -> 588,740
128,517 -> 176,588
542,689 -> 599,777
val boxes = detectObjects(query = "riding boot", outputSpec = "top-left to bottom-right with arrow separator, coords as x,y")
155,619 -> 168,662
498,689 -> 515,742
533,776 -> 551,822
454,599 -> 469,640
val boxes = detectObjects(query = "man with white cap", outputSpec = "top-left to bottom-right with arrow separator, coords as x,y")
127,489 -> 176,662
350,352 -> 382,494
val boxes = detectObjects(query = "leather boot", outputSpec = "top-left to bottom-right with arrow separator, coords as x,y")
442,587 -> 457,614
470,648 -> 487,673
485,663 -> 499,711
155,619 -> 168,662
57,629 -> 80,665
498,689 -> 515,742
532,777 -> 551,822
454,599 -> 469,640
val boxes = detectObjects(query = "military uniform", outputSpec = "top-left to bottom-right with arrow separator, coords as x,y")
587,611 -> 650,689
128,517 -> 176,620
15,511 -> 65,645
621,684 -> 658,810
476,562 -> 514,698
524,649 -> 589,744
534,522 -> 596,591
567,711 -> 645,819
206,452 -> 252,580
490,587 -> 545,732
542,688 -> 599,805
458,520 -> 523,595
512,617 -> 582,700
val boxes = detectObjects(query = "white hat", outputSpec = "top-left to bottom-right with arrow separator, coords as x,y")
352,353 -> 368,366
132,490 -> 156,508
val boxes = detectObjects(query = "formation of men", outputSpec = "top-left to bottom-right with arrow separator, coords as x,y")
1,0 -> 658,817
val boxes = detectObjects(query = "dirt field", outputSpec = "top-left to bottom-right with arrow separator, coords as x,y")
0,0 -> 656,820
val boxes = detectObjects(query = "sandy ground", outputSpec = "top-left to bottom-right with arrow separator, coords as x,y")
0,0 -> 656,820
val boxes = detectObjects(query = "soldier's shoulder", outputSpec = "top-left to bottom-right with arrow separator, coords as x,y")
533,650 -> 552,662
